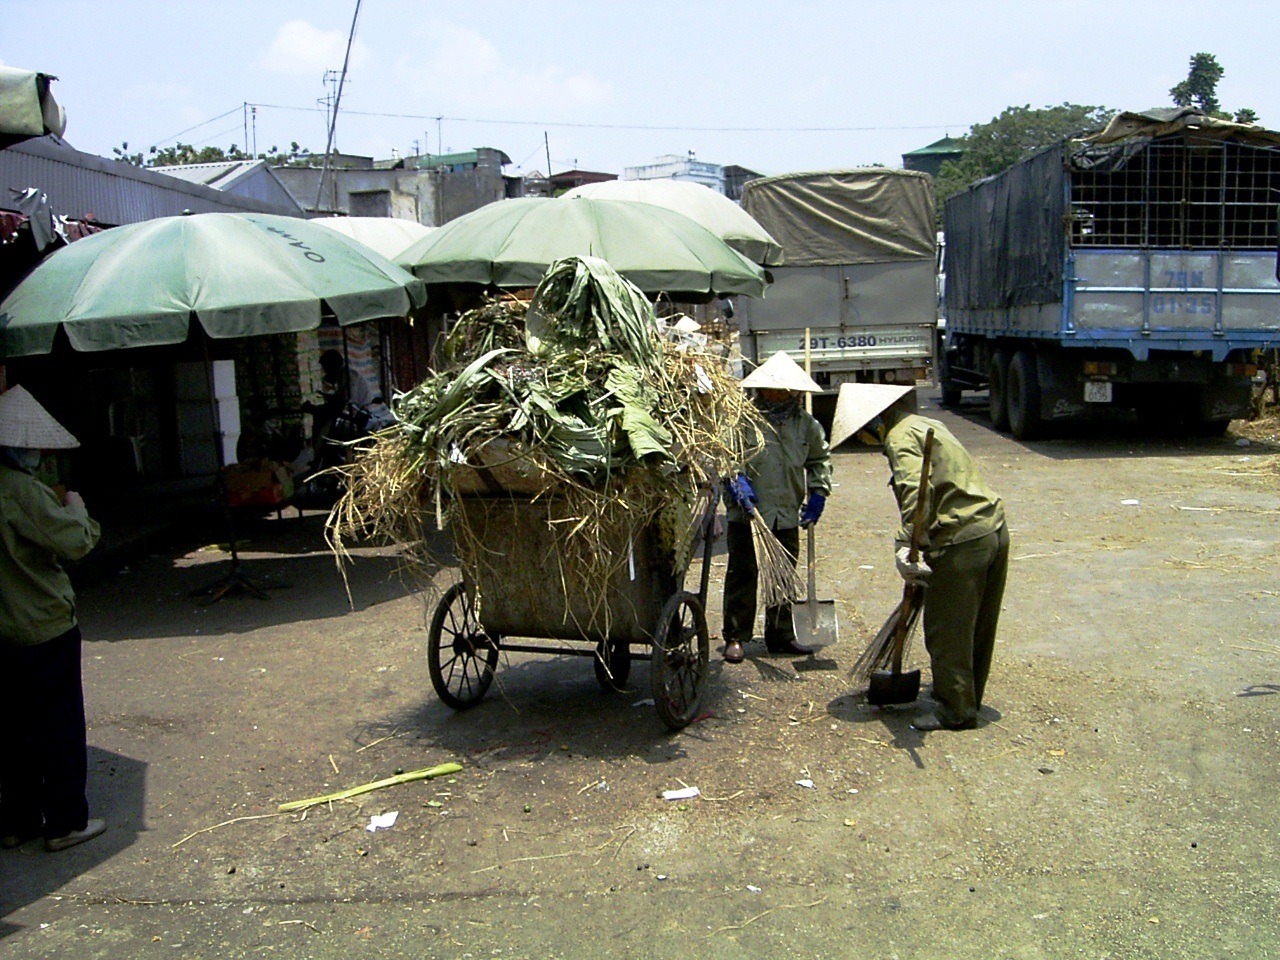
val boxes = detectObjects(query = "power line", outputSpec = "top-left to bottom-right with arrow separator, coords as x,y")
152,106 -> 245,148
247,101 -> 962,135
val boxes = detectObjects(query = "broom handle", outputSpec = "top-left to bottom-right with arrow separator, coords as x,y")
907,429 -> 935,564
893,428 -> 935,670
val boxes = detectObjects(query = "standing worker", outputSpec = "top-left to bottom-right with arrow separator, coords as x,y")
0,385 -> 106,851
837,384 -> 1009,730
722,352 -> 832,663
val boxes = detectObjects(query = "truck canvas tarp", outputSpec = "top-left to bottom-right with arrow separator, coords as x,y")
742,169 -> 936,266
738,169 -> 938,403
940,107 -> 1280,438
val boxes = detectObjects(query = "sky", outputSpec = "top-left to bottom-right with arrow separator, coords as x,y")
6,0 -> 1280,179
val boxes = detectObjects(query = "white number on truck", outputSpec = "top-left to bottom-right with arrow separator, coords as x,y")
1084,380 -> 1113,403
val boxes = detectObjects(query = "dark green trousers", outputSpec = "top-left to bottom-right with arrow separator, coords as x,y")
723,520 -> 799,651
922,525 -> 1010,725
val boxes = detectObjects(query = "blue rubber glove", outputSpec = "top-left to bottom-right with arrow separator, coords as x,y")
800,492 -> 826,528
726,473 -> 758,513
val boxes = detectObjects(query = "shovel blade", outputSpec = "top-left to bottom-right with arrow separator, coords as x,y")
868,668 -> 921,706
793,599 -> 839,647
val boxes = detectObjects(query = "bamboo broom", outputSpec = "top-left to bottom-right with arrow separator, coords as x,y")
750,509 -> 803,608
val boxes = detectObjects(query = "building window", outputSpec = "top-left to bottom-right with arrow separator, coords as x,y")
349,190 -> 392,217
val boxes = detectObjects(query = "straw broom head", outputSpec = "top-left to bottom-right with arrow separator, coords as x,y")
749,510 -> 802,608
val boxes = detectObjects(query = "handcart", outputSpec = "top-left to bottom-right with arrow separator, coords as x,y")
426,491 -> 717,730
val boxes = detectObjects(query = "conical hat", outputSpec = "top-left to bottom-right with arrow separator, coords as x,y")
0,385 -> 80,449
829,382 -> 915,448
739,351 -> 822,392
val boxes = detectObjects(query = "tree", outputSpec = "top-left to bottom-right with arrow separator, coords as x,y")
112,141 -> 145,166
147,143 -> 252,167
111,140 -> 316,169
1168,53 -> 1259,124
1170,53 -> 1224,114
933,103 -> 1113,210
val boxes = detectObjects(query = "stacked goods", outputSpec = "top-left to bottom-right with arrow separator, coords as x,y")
327,256 -> 762,604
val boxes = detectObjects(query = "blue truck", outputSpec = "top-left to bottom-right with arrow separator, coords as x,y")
938,108 -> 1280,438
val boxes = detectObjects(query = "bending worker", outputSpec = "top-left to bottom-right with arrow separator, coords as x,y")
840,383 -> 1009,731
722,352 -> 832,663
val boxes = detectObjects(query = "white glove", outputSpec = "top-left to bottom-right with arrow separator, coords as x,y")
63,490 -> 84,510
895,545 -> 931,585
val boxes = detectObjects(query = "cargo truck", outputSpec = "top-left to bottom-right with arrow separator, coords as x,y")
737,169 -> 938,420
939,108 -> 1280,439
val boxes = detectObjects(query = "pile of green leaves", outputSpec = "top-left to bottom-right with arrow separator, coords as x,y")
396,257 -> 682,486
329,256 -> 759,598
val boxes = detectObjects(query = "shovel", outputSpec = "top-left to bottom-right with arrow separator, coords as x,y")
793,524 -> 839,647
867,428 -> 934,706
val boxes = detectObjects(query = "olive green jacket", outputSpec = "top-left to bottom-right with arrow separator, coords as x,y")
727,405 -> 832,530
0,464 -> 100,645
884,414 -> 1004,553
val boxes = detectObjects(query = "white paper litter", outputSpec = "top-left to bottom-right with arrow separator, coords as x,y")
366,811 -> 399,832
662,786 -> 700,801
632,698 -> 655,708
796,779 -> 815,789
694,363 -> 714,394
1120,499 -> 1140,506
747,885 -> 762,893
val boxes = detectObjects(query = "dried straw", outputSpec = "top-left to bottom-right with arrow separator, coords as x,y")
750,511 -> 802,608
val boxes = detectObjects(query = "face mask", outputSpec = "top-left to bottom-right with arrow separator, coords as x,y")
0,447 -> 41,472
856,417 -> 887,446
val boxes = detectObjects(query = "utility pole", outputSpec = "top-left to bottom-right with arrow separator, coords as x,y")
317,0 -> 363,212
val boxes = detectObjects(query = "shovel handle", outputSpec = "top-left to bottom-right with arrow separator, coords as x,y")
806,524 -> 817,604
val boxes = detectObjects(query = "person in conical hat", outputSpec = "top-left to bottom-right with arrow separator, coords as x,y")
721,352 -> 831,663
840,382 -> 1009,731
0,384 -> 80,454
0,384 -> 107,851
737,349 -> 823,393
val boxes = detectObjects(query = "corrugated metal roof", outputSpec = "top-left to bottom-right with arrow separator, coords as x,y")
0,138 -> 304,225
902,136 -> 966,157
156,159 -> 260,188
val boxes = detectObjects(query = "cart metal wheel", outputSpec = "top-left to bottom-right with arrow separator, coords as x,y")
649,591 -> 710,730
427,582 -> 500,710
593,640 -> 632,692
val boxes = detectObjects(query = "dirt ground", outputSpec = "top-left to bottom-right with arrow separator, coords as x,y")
2,392 -> 1278,959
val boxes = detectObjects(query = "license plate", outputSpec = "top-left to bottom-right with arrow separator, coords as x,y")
1084,380 -> 1113,403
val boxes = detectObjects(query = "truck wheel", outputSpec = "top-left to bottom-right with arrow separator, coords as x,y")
988,350 -> 1010,431
938,349 -> 962,406
1007,350 -> 1042,440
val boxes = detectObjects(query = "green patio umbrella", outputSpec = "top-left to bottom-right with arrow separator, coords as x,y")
561,179 -> 783,266
0,212 -> 427,358
396,197 -> 769,300
310,216 -> 435,261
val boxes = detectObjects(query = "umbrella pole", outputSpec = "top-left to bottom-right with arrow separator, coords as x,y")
193,336 -> 270,603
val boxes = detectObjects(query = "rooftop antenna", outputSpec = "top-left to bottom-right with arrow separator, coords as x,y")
316,0 -> 364,211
